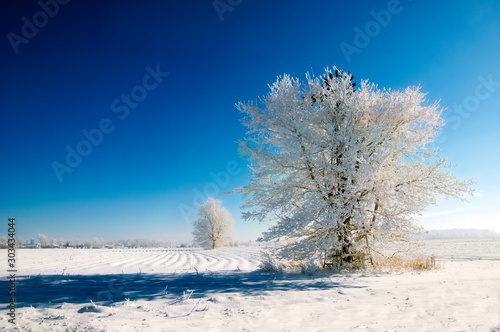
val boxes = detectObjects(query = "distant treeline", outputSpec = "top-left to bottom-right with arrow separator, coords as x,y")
423,229 -> 500,240
0,234 -> 252,249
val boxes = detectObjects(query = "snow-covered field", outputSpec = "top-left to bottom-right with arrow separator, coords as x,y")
1,239 -> 499,331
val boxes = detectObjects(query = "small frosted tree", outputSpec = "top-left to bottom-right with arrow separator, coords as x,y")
236,67 -> 473,268
193,197 -> 234,249
92,237 -> 105,248
37,234 -> 48,248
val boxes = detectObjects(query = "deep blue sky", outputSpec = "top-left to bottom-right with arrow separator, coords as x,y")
1,0 -> 499,242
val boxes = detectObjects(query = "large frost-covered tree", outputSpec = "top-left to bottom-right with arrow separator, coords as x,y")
236,68 -> 472,267
193,197 -> 234,249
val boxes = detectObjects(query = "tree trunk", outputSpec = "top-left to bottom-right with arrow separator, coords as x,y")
338,216 -> 353,266
365,200 -> 379,266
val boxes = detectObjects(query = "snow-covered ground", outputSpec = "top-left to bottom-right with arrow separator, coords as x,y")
1,239 -> 499,331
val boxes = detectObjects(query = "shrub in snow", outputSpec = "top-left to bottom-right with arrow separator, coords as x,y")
301,261 -> 318,275
258,252 -> 283,273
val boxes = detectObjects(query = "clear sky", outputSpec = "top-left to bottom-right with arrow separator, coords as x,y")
1,0 -> 499,242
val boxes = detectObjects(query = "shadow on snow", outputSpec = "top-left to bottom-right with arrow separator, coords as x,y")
4,270 -> 365,308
